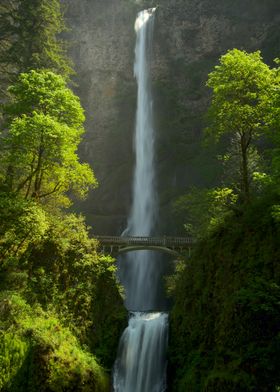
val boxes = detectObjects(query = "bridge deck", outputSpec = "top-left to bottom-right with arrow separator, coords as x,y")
95,235 -> 194,248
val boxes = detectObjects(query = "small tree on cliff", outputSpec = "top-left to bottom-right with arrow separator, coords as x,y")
206,49 -> 273,204
1,70 -> 97,207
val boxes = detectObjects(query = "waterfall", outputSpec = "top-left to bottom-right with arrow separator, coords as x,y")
113,312 -> 168,392
113,9 -> 168,392
128,7 -> 157,238
118,7 -> 159,311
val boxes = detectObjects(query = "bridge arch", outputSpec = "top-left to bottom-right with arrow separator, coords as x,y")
118,245 -> 180,257
95,236 -> 194,258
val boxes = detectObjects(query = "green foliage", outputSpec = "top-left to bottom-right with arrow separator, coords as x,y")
0,293 -> 110,392
174,186 -> 237,236
206,50 -> 272,140
169,196 -> 280,391
206,49 -> 275,203
22,213 -> 126,367
0,193 -> 48,267
0,2 -> 125,387
264,59 -> 280,193
0,198 -> 125,378
5,70 -> 83,125
0,333 -> 29,391
1,70 -> 97,207
0,0 -> 72,87
0,68 -> 125,381
169,48 -> 280,392
173,50 -> 279,238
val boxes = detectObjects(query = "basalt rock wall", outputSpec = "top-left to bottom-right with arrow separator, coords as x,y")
63,0 -> 280,235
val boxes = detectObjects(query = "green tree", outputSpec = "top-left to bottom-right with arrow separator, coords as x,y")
206,49 -> 273,203
266,59 -> 280,188
0,0 -> 72,92
24,213 -> 126,367
174,187 -> 237,237
1,70 -> 97,207
0,193 -> 48,268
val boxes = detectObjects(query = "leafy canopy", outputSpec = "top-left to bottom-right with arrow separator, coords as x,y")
174,187 -> 237,237
265,60 -> 280,183
1,70 -> 97,207
206,49 -> 274,203
206,49 -> 273,140
175,50 -> 280,237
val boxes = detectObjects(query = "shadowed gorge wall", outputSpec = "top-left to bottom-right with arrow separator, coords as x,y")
63,0 -> 280,235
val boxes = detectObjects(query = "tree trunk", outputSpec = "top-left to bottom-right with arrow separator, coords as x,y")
240,133 -> 250,204
32,145 -> 44,200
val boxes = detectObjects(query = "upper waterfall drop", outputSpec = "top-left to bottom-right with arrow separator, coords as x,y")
113,9 -> 168,392
127,6 -> 157,238
118,7 -> 159,310
134,8 -> 157,32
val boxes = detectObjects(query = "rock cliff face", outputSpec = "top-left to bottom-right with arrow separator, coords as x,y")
63,0 -> 280,235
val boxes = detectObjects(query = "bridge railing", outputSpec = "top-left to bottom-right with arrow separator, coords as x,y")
95,235 -> 194,248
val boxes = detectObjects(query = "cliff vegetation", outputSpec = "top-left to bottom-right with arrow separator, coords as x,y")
169,49 -> 280,391
0,1 -> 126,390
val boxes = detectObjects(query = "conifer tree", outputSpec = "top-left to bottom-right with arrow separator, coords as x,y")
0,0 -> 72,93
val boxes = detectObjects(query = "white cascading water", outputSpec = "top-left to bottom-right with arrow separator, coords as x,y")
114,312 -> 168,392
113,9 -> 168,392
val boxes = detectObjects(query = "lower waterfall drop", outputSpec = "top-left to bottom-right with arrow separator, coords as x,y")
113,312 -> 168,392
113,8 -> 169,392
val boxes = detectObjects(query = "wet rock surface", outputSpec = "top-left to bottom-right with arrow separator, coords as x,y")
64,0 -> 280,234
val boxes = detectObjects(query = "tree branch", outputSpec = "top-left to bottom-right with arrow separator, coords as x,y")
16,166 -> 39,193
39,182 -> 62,198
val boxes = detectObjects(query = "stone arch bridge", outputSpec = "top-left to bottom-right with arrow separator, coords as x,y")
95,235 -> 194,258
